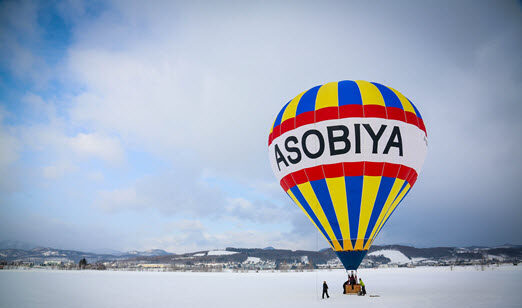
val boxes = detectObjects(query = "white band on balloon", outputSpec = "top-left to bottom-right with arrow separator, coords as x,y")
268,117 -> 428,181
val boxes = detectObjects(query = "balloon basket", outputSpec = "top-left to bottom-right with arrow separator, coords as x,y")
344,284 -> 362,295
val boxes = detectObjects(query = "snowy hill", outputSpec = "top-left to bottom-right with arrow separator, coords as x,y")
207,250 -> 238,256
368,249 -> 411,264
126,249 -> 171,257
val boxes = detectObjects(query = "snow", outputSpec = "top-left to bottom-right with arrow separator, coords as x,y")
368,249 -> 411,264
193,253 -> 206,257
42,251 -> 59,256
207,250 -> 238,256
0,266 -> 521,308
244,257 -> 261,264
487,254 -> 505,261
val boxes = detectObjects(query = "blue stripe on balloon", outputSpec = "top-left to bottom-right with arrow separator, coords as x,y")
372,82 -> 403,109
310,179 -> 344,247
371,180 -> 409,240
363,176 -> 395,247
295,85 -> 320,116
345,176 -> 363,248
289,186 -> 332,245
409,98 -> 423,119
373,187 -> 411,240
273,101 -> 290,128
338,80 -> 362,106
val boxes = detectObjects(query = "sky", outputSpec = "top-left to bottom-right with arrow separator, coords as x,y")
0,0 -> 521,253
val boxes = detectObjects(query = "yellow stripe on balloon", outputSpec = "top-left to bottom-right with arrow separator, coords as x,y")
388,86 -> 415,114
354,175 -> 381,250
380,184 -> 410,228
369,183 -> 411,248
314,82 -> 339,110
355,80 -> 386,106
364,178 -> 405,249
281,90 -> 306,123
297,182 -> 343,251
287,189 -> 332,247
325,177 -> 352,250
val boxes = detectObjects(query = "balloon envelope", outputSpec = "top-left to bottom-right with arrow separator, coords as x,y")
268,80 -> 427,270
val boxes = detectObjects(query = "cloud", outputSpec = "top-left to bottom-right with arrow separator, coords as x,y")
225,197 -> 291,223
0,212 -> 124,251
0,110 -> 20,167
96,187 -> 139,211
92,168 -> 294,225
0,0 -> 56,88
1,0 -> 521,251
86,170 -> 104,182
142,219 -> 311,253
93,167 -> 226,216
42,161 -> 76,179
173,219 -> 205,232
68,133 -> 124,164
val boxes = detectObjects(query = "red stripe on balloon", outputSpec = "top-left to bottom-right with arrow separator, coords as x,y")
397,165 -> 410,181
386,107 -> 406,122
323,163 -> 344,178
305,165 -> 325,182
279,162 -> 418,191
405,111 -> 418,126
382,163 -> 400,178
280,118 -> 295,135
410,170 -> 418,187
272,124 -> 281,140
315,106 -> 339,123
339,104 -> 363,118
295,111 -> 315,128
364,162 -> 383,176
280,178 -> 289,192
418,118 -> 426,135
269,106 -> 426,146
292,169 -> 308,185
343,162 -> 364,176
363,105 -> 387,118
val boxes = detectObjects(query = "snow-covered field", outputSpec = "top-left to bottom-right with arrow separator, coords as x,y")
1,266 -> 520,308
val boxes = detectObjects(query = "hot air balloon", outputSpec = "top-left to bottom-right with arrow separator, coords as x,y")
268,80 -> 427,270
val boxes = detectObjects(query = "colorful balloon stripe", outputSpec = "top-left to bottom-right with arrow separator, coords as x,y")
280,162 -> 417,253
268,80 -> 427,146
284,175 -> 413,253
279,162 -> 418,191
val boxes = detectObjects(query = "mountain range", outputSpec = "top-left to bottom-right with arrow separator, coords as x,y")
1,240 -> 520,265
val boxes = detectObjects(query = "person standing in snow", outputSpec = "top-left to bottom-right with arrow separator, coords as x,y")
322,281 -> 330,299
342,279 -> 349,294
359,278 -> 366,296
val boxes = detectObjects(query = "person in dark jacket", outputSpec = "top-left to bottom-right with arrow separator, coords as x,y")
322,281 -> 330,299
342,279 -> 349,294
349,272 -> 355,289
